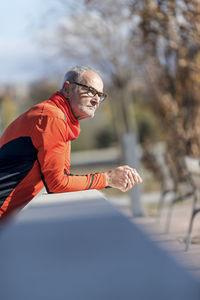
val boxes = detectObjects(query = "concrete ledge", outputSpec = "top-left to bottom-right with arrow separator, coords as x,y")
28,189 -> 106,205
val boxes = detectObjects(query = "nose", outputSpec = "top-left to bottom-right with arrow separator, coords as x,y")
91,94 -> 100,105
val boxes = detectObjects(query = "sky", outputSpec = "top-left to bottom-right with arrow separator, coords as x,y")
0,0 -> 51,84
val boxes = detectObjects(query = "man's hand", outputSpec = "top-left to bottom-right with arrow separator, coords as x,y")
105,165 -> 142,192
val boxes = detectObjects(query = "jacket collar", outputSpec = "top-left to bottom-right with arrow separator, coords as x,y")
49,91 -> 80,140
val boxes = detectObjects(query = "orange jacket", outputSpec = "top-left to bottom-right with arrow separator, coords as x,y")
0,92 -> 106,219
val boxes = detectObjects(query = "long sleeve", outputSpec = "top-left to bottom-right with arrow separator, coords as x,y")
32,115 -> 106,193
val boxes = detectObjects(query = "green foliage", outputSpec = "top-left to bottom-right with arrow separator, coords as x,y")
0,93 -> 18,132
95,127 -> 117,148
133,101 -> 164,145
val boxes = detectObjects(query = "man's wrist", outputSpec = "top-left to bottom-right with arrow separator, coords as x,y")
104,171 -> 112,187
104,172 -> 109,187
104,172 -> 110,186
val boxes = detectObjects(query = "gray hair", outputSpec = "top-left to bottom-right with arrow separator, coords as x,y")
60,66 -> 99,91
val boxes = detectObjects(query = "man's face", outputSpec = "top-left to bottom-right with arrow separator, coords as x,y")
63,70 -> 104,120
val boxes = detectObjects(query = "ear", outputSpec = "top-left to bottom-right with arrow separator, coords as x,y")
62,81 -> 72,98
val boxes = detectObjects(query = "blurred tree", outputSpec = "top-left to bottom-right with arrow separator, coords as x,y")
128,0 -> 200,176
84,0 -> 200,188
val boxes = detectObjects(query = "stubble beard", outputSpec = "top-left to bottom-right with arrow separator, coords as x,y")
79,104 -> 96,119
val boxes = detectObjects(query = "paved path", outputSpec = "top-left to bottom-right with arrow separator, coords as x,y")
113,195 -> 200,281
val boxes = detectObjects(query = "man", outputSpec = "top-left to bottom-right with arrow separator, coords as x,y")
0,66 -> 142,221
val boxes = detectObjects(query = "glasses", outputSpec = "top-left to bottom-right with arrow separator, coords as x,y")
70,81 -> 107,102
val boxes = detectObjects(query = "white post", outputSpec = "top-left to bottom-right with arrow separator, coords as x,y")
122,133 -> 143,217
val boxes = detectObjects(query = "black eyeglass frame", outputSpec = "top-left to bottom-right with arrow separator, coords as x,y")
70,81 -> 107,102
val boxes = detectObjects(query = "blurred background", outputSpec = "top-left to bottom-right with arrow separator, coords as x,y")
1,0 -> 200,215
